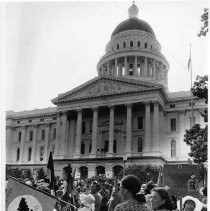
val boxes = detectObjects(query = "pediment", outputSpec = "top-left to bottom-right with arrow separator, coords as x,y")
52,77 -> 161,104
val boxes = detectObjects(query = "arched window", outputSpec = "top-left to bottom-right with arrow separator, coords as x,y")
16,148 -> 20,161
138,41 -> 140,47
145,43 -> 147,48
28,147 -> 32,161
40,147 -> 44,161
123,42 -> 126,48
130,41 -> 133,47
137,137 -> 143,152
117,43 -> 119,49
171,140 -> 176,157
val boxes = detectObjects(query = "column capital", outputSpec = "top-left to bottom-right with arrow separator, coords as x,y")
45,123 -> 50,127
92,107 -> 98,112
21,126 -> 27,129
76,108 -> 82,113
6,125 -> 13,130
108,105 -> 115,109
144,101 -> 151,106
125,103 -> 132,108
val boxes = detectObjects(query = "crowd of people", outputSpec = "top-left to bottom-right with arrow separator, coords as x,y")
20,174 -> 207,211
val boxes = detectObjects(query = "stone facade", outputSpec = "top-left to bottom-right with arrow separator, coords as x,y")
6,3 -> 207,179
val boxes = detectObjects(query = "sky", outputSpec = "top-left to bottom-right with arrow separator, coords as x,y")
5,0 -> 209,112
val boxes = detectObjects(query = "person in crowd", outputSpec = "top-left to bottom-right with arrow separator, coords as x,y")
150,187 -> 173,211
107,184 -> 123,211
178,196 -> 204,211
90,181 -> 102,211
99,183 -> 110,211
199,187 -> 207,205
170,195 -> 178,211
78,193 -> 95,211
114,175 -> 150,211
145,181 -> 156,209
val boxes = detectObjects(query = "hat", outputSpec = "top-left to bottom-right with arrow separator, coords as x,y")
79,193 -> 95,211
177,196 -> 203,211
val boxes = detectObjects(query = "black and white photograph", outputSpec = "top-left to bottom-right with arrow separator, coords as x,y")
3,1 -> 208,211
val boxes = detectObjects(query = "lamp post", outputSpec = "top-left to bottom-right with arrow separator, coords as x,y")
123,153 -> 127,177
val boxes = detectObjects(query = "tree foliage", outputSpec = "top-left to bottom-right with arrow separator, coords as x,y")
184,124 -> 207,164
198,8 -> 208,37
36,167 -> 47,180
118,164 -> 159,183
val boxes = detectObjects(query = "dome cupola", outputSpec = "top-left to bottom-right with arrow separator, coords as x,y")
97,2 -> 169,91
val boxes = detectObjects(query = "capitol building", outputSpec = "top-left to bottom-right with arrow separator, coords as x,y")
6,3 -> 207,179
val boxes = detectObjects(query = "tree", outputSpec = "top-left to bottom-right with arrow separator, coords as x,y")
191,75 -> 208,122
184,75 -> 208,169
184,124 -> 207,164
36,167 -> 47,180
9,168 -> 22,179
17,197 -> 32,211
22,169 -> 33,180
118,164 -> 159,183
198,8 -> 208,37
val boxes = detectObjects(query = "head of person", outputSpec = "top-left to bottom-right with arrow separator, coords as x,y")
151,187 -> 173,210
119,175 -> 146,203
79,193 -> 95,211
91,181 -> 101,194
183,199 -> 196,211
145,181 -> 156,195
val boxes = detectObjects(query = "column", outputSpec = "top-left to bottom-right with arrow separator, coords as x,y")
126,104 -> 132,156
105,164 -> 113,178
144,57 -> 148,76
90,107 -> 98,158
20,126 -> 26,163
153,102 -> 159,151
119,64 -> 123,76
44,124 -> 50,162
124,56 -> 128,76
153,59 -> 156,78
88,164 -> 96,178
55,114 -> 61,155
6,126 -> 13,162
107,62 -> 110,76
74,109 -> 82,158
61,112 -> 68,157
134,56 -> 138,75
179,111 -> 186,158
115,59 -> 117,76
107,106 -> 114,157
144,103 -> 151,151
32,125 -> 38,162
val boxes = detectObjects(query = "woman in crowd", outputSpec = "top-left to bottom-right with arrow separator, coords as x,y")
78,193 -> 95,211
150,187 -> 173,211
114,175 -> 150,211
178,196 -> 203,211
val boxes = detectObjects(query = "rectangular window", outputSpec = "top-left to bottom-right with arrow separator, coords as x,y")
170,105 -> 175,108
89,141 -> 92,153
113,140 -> 117,153
104,140 -> 109,153
40,147 -> 44,161
40,118 -> 44,122
28,119 -> 32,123
53,128 -> 56,139
16,148 -> 20,161
138,117 -> 143,129
171,118 -> 176,131
190,117 -> 196,125
41,129 -> 45,140
18,132 -> 22,142
82,121 -> 86,134
29,130 -> 33,141
28,147 -> 32,161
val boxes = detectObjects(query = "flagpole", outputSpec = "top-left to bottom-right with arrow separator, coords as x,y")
189,44 -> 194,127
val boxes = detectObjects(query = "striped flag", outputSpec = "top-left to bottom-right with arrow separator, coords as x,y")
47,151 -> 56,194
6,177 -> 57,211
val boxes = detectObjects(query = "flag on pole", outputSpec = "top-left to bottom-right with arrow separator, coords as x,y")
157,165 -> 164,187
6,177 -> 57,211
47,151 -> 56,194
188,45 -> 192,71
